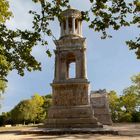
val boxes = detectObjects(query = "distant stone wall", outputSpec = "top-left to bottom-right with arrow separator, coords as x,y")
90,89 -> 112,125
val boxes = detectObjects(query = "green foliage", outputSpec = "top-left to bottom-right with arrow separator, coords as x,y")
0,0 -> 12,93
42,94 -> 52,118
132,111 -> 140,122
11,100 -> 32,124
0,25 -> 42,80
0,80 -> 7,94
118,112 -> 132,122
108,90 -> 121,122
131,73 -> 140,86
30,94 -> 46,122
121,86 -> 139,113
27,0 -> 140,60
108,73 -> 140,123
126,0 -> 140,59
0,112 -> 12,126
0,79 -> 7,108
0,0 -> 12,23
0,0 -> 140,92
29,0 -> 140,57
10,93 -> 52,124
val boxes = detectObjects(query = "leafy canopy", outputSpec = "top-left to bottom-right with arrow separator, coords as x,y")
0,0 -> 12,23
10,93 -> 46,124
0,0 -> 139,92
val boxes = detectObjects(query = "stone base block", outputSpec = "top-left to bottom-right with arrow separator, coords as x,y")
51,82 -> 89,106
45,105 -> 102,128
45,122 -> 102,128
48,105 -> 94,118
94,114 -> 112,125
22,127 -> 118,135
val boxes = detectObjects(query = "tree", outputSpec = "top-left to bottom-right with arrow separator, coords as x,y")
0,0 -> 140,90
0,0 -> 12,93
42,94 -> 52,118
0,0 -> 43,92
108,87 -> 140,122
0,80 -> 7,95
30,94 -> 46,123
108,90 -> 121,122
121,86 -> 139,113
131,73 -> 140,87
0,80 -> 6,108
118,73 -> 140,122
11,100 -> 32,124
131,73 -> 140,108
0,0 -> 12,23
0,112 -> 12,126
10,94 -> 46,124
129,73 -> 140,121
29,0 -> 140,57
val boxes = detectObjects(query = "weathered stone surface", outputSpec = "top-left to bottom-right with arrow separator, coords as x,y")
51,82 -> 89,106
45,7 -> 101,128
47,105 -> 94,119
90,90 -> 112,125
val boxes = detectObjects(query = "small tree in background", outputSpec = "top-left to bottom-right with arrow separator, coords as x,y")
30,94 -> 46,123
42,94 -> 52,118
10,93 -> 52,125
11,100 -> 32,124
108,90 -> 121,122
108,73 -> 140,123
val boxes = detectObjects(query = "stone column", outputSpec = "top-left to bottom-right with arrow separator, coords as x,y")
76,54 -> 81,78
80,21 -> 82,35
61,22 -> 64,37
54,52 -> 60,81
78,21 -> 81,35
60,56 -> 67,80
66,17 -> 69,35
72,17 -> 75,34
84,49 -> 87,78
81,49 -> 87,78
66,62 -> 69,79
54,53 -> 57,80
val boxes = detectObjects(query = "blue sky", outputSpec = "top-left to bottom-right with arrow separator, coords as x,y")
0,0 -> 140,114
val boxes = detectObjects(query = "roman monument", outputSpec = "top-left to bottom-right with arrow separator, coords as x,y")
46,7 -> 102,128
90,90 -> 112,125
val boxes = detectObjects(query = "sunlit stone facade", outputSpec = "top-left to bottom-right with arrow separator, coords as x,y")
45,7 -> 102,128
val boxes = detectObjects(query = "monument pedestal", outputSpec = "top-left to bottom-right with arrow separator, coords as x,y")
46,105 -> 102,128
45,81 -> 102,128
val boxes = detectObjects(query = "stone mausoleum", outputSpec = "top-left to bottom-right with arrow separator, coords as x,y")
90,90 -> 112,125
46,7 -> 103,128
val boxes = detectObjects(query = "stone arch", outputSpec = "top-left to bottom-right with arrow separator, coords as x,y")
66,52 -> 76,79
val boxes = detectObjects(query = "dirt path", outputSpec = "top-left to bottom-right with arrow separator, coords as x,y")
0,123 -> 140,140
0,133 -> 140,140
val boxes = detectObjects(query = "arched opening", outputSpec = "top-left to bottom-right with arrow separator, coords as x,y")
66,53 -> 76,79
69,62 -> 76,79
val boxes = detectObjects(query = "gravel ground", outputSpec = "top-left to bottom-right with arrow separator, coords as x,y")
0,123 -> 140,140
0,133 -> 140,140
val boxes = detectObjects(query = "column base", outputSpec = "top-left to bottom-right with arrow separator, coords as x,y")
45,105 -> 103,128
